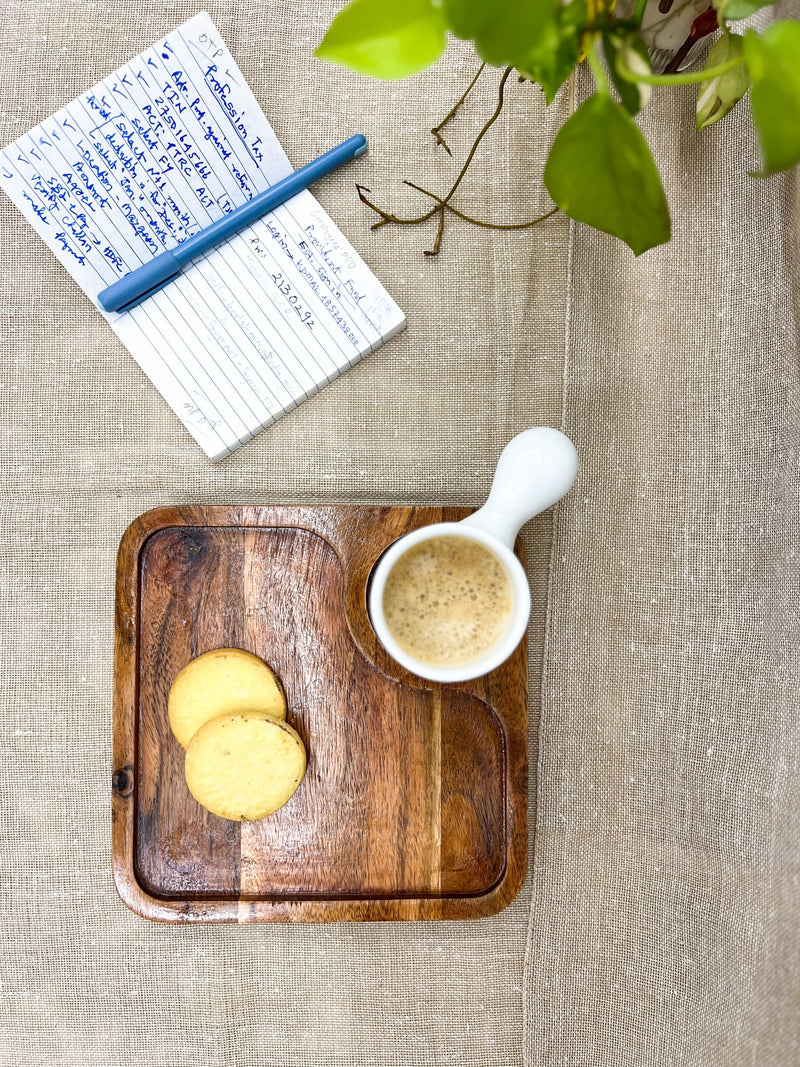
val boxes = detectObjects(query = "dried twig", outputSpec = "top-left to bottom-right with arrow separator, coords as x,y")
405,180 -> 560,231
430,62 -> 486,155
355,65 -> 559,256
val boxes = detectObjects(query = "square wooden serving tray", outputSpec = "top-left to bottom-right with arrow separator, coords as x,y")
112,505 -> 528,922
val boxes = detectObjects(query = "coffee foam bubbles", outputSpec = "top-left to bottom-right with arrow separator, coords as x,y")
381,535 -> 513,667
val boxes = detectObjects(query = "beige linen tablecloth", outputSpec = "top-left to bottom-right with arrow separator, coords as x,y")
1,2 -> 798,1063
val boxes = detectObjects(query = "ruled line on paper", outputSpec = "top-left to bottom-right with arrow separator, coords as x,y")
0,10 -> 405,460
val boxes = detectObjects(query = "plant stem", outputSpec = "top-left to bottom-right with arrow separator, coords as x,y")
426,206 -> 446,256
616,55 -> 744,86
439,66 -> 514,212
585,36 -> 610,95
633,0 -> 648,22
431,62 -> 486,155
358,65 -> 515,232
354,65 -> 561,255
404,181 -> 560,230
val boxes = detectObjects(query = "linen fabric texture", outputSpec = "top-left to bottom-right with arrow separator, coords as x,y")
0,1 -> 798,1064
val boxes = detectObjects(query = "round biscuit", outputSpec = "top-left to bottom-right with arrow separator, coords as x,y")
168,647 -> 286,749
184,711 -> 307,821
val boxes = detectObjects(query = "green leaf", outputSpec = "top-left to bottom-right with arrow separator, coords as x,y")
443,0 -> 561,69
743,20 -> 800,175
441,0 -> 493,40
517,0 -> 585,105
314,0 -> 446,80
442,0 -> 583,102
543,93 -> 670,254
604,33 -> 652,116
696,33 -> 749,131
714,0 -> 776,21
520,35 -> 579,104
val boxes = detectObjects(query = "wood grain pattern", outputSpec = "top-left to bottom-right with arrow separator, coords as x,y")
112,506 -> 528,923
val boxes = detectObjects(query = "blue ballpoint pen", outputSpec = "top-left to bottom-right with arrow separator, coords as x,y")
97,133 -> 368,314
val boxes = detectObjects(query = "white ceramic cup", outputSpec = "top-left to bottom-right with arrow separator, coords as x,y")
368,427 -> 579,682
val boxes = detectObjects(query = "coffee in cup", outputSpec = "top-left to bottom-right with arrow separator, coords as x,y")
381,534 -> 513,668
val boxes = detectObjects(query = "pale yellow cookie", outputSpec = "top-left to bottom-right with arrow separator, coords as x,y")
184,712 -> 307,821
168,647 -> 286,749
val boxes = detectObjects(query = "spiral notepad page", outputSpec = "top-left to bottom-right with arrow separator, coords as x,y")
0,11 -> 405,460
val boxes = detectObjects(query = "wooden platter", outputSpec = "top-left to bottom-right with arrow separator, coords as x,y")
112,505 -> 528,922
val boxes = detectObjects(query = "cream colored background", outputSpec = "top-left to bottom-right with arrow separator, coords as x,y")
0,2 -> 798,1064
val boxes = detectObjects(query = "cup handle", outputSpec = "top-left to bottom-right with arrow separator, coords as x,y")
460,427 -> 578,549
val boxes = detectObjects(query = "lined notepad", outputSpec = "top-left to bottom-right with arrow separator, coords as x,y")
0,11 -> 405,460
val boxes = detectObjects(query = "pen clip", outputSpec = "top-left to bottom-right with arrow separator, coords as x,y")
97,249 -> 181,314
107,272 -> 183,314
